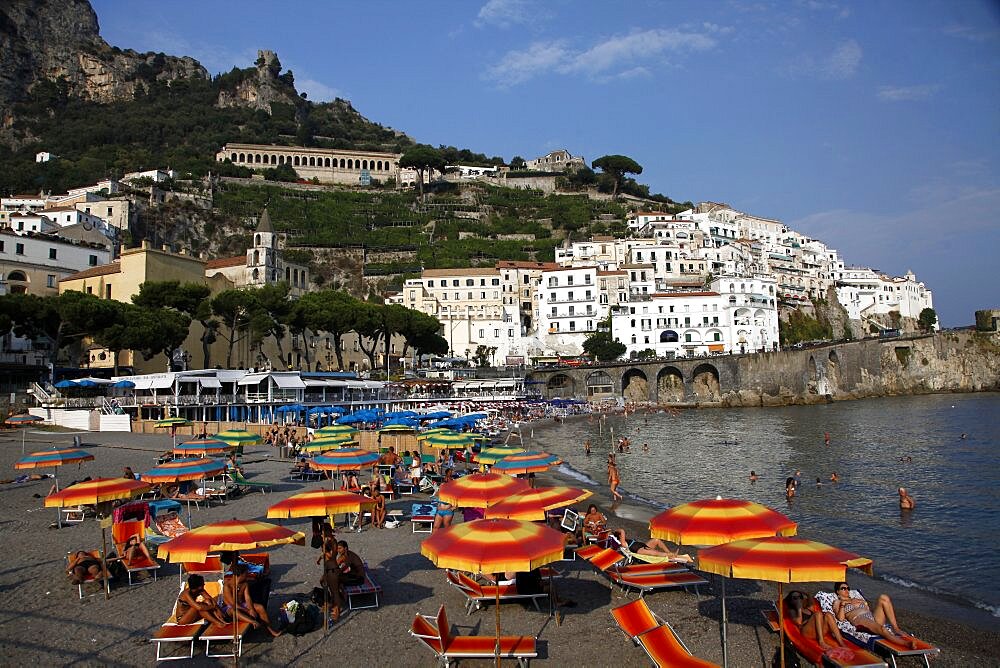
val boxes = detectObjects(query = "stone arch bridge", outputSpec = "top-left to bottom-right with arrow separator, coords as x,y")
525,336 -> 939,406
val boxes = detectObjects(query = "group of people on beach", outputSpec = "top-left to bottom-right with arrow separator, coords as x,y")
785,585 -> 918,650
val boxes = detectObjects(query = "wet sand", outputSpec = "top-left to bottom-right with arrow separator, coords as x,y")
0,426 -> 996,666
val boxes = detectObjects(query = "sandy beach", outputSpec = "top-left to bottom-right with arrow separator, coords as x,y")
0,424 -> 997,667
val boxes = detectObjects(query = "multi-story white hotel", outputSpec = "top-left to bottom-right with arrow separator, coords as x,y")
535,265 -> 604,354
836,269 -> 934,326
610,275 -> 780,358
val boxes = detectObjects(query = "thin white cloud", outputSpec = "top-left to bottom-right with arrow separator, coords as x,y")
485,41 -> 572,87
475,0 -> 543,28
485,27 -> 721,87
786,39 -> 862,80
823,39 -> 862,79
943,24 -> 1000,42
877,84 -> 939,102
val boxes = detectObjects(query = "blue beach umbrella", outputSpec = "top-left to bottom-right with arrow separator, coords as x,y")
54,380 -> 78,389
112,380 -> 136,389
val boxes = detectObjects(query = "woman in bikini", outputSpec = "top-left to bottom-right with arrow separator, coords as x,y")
176,574 -> 229,626
607,455 -> 624,501
832,582 -> 915,647
432,497 -> 455,532
785,590 -> 847,650
66,550 -> 103,584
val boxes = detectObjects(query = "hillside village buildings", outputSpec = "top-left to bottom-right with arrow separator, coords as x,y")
391,202 -> 934,361
2,160 -> 936,378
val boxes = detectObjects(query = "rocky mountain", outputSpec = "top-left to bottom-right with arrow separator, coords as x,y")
0,0 -> 206,117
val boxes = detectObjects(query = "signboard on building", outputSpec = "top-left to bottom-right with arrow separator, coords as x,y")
359,169 -> 371,186
505,356 -> 525,367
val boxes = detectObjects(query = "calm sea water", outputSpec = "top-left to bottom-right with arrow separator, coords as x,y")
533,392 -> 1000,617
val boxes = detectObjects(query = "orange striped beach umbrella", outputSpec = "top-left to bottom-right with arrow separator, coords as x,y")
44,477 -> 151,508
158,519 -> 305,663
173,438 -> 233,456
490,451 -> 562,476
266,490 -> 374,519
484,486 -> 592,521
650,498 -> 797,668
421,518 -> 565,662
699,537 -> 873,668
650,498 -> 797,546
437,472 -> 530,508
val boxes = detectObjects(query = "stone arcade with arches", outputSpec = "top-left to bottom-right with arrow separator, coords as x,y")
216,143 -> 402,186
526,335 -> 941,406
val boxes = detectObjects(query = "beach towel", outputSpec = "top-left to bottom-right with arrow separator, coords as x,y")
155,514 -> 188,538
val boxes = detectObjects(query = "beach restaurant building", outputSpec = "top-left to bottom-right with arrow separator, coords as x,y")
35,369 -> 529,428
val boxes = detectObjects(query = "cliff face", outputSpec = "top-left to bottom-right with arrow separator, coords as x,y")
216,50 -> 301,114
0,0 -> 207,111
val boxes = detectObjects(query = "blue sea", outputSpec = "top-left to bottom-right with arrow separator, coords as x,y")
532,392 -> 1000,621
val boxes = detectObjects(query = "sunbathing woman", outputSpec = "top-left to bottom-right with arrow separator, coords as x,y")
176,574 -> 229,626
66,550 -> 103,584
582,504 -> 627,545
632,536 -> 692,562
120,533 -> 155,566
785,590 -> 847,650
832,582 -> 915,648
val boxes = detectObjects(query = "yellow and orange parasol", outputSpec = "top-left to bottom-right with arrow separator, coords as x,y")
484,486 -> 592,521
266,490 -> 374,520
437,472 -> 530,508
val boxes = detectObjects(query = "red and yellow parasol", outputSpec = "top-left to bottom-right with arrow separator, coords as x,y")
266,490 -> 374,519
489,451 -> 562,476
45,477 -> 151,508
437,472 -> 530,508
484,486 -> 592,521
173,438 -> 233,456
650,498 -> 797,546
421,518 -> 565,664
699,536 -> 872,668
157,519 -> 306,563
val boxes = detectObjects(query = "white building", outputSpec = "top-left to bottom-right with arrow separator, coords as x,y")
525,149 -> 586,173
535,265 -> 603,355
123,169 -> 178,183
0,230 -> 111,296
0,194 -> 47,226
836,268 -> 934,327
6,213 -> 59,235
446,165 -> 499,179
610,275 -> 779,358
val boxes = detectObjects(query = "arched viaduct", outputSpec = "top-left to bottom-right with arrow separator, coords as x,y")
525,335 -> 945,406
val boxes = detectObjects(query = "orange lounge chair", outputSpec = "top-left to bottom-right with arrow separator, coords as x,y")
574,544 -> 605,561
584,548 -> 705,596
410,605 -> 537,667
178,554 -> 223,586
636,625 -> 721,668
612,599 -> 720,667
611,598 -> 662,640
445,571 -> 548,614
609,571 -> 708,598
112,519 -> 161,586
588,548 -> 688,576
763,605 -> 887,668
201,619 -> 253,659
67,549 -> 110,599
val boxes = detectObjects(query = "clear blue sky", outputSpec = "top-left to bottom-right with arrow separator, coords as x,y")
92,0 -> 999,326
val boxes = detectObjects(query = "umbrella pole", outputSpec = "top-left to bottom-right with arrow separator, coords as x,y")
21,428 -> 26,455
778,582 -> 785,668
233,550 -> 240,668
55,471 -> 61,530
721,577 -> 728,668
101,525 -> 110,600
495,579 -> 501,668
